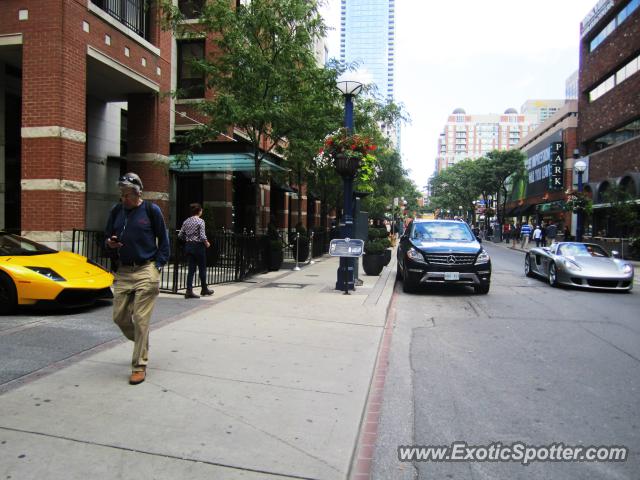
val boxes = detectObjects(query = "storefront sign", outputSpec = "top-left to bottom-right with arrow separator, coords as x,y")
581,0 -> 614,38
548,142 -> 564,191
524,131 -> 563,196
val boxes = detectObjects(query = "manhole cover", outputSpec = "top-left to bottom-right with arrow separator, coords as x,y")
264,283 -> 310,289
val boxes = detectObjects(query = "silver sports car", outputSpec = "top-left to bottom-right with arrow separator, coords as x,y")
525,242 -> 634,291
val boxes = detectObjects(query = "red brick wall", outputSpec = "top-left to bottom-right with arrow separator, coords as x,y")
587,137 -> 640,179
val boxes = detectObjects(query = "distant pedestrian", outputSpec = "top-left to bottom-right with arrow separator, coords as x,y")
532,225 -> 542,247
540,222 -> 547,247
511,223 -> 521,249
178,203 -> 214,299
546,221 -> 558,244
104,173 -> 170,385
520,221 -> 532,249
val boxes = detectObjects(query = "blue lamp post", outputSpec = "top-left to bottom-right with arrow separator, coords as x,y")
335,79 -> 363,292
574,159 -> 587,242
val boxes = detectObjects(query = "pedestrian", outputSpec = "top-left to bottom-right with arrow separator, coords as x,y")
178,203 -> 214,299
104,173 -> 170,385
511,223 -> 520,249
540,222 -> 547,247
532,225 -> 542,247
520,221 -> 532,249
563,225 -> 572,241
546,220 -> 558,244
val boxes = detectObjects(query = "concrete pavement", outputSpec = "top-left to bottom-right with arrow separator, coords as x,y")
0,255 -> 397,480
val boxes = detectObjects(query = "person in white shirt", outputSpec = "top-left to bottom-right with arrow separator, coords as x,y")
532,225 -> 543,247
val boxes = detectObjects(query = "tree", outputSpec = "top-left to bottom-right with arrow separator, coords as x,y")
602,185 -> 639,238
485,150 -> 526,228
161,0 -> 334,233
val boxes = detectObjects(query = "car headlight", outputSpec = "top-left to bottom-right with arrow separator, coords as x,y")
406,247 -> 425,263
27,266 -> 66,282
475,249 -> 490,265
562,259 -> 581,271
621,264 -> 633,274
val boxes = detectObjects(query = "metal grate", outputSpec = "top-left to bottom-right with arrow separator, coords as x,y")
91,0 -> 149,40
424,253 -> 476,265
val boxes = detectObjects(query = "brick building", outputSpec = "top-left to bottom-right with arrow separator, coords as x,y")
577,0 -> 640,237
0,0 -> 172,248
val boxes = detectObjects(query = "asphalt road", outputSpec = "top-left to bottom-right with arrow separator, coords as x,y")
0,295 -> 201,389
373,241 -> 640,480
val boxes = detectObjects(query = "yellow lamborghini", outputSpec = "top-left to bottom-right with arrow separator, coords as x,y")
0,232 -> 114,314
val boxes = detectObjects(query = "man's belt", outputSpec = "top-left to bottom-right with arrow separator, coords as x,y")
120,259 -> 152,267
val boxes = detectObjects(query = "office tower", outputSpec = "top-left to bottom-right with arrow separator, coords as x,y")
520,99 -> 567,125
340,0 -> 396,101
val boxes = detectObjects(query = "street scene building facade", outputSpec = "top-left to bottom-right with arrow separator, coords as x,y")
577,0 -> 640,237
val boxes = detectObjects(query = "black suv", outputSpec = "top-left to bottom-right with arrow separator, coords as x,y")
397,219 -> 491,294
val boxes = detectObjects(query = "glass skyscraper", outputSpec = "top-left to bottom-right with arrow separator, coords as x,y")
340,0 -> 396,101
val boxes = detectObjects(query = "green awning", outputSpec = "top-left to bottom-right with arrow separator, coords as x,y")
170,153 -> 288,173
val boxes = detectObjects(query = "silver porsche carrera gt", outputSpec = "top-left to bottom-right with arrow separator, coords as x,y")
524,242 -> 634,291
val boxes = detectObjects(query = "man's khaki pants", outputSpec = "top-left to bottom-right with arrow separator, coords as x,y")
113,263 -> 160,372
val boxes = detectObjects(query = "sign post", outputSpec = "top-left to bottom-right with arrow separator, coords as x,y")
329,238 -> 364,295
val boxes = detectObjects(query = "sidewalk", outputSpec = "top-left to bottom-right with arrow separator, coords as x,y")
0,256 -> 395,480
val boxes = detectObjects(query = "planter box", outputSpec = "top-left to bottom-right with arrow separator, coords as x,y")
362,253 -> 385,275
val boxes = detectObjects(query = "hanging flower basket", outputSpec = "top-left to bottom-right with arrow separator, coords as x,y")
319,128 -> 377,178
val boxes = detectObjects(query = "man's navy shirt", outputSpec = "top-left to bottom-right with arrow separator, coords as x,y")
105,201 -> 170,268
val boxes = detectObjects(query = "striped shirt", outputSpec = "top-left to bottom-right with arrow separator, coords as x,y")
520,224 -> 532,236
178,216 -> 208,243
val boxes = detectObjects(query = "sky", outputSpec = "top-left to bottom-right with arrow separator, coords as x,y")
320,0 -> 596,189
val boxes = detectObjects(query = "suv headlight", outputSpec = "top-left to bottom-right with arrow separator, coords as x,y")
475,249 -> 490,265
406,247 -> 425,263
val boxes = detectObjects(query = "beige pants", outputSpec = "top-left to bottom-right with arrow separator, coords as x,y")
112,262 -> 160,372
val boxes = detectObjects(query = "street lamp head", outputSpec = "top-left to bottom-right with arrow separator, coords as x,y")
573,148 -> 581,159
574,160 -> 587,173
336,80 -> 364,96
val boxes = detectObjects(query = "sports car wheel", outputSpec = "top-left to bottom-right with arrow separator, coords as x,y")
548,263 -> 559,288
0,272 -> 17,315
525,254 -> 535,277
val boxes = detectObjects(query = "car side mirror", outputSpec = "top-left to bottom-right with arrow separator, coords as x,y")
611,250 -> 621,259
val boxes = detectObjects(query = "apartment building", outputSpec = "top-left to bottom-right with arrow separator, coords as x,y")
435,108 -> 538,172
0,0 -> 172,248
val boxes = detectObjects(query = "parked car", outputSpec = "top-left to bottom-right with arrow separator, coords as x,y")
0,232 -> 114,314
525,242 -> 634,291
396,219 -> 491,294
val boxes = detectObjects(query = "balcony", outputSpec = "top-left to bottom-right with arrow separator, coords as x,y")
91,0 -> 149,40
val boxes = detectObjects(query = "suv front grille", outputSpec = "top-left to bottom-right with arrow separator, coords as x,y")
424,253 -> 476,265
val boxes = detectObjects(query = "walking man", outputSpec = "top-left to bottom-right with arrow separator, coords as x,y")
546,220 -> 558,244
105,173 -> 170,385
520,221 -> 532,250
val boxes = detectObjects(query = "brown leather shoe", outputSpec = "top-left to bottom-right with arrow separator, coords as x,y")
129,370 -> 146,385
201,288 -> 214,296
185,290 -> 200,299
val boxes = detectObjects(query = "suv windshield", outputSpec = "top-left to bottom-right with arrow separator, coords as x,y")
411,222 -> 475,242
0,233 -> 57,256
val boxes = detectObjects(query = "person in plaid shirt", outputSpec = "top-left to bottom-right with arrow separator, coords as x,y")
178,203 -> 214,298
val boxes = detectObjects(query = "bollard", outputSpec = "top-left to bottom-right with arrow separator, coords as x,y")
293,232 -> 301,271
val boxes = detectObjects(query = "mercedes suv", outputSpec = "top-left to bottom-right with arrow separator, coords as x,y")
397,219 -> 491,294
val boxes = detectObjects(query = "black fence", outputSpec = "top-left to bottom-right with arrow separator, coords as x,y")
71,228 -> 330,294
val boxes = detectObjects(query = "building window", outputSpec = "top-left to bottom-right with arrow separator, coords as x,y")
589,52 -> 640,102
177,40 -> 205,99
178,0 -> 204,18
589,0 -> 639,52
587,118 -> 640,152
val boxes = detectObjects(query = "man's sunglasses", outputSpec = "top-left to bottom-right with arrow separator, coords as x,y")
119,175 -> 142,187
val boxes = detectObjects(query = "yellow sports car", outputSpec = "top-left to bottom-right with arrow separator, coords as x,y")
0,232 -> 114,314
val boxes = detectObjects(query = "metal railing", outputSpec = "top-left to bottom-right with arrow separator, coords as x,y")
71,229 -> 266,294
91,0 -> 149,39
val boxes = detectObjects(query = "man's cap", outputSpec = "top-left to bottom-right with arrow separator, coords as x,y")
118,172 -> 143,192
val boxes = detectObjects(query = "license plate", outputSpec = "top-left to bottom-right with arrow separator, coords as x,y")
444,272 -> 460,281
